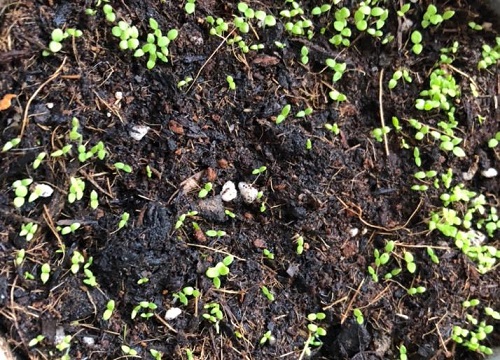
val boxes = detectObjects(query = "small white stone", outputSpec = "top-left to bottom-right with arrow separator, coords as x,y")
462,172 -> 474,181
238,182 -> 259,203
33,183 -> 54,198
348,228 -> 359,237
221,181 -> 237,202
82,336 -> 95,346
481,168 -> 498,178
129,125 -> 150,141
115,91 -> 123,101
165,307 -> 182,320
46,102 -> 54,109
54,327 -> 65,345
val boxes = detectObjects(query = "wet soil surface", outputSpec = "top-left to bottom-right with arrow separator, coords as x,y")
0,0 -> 499,359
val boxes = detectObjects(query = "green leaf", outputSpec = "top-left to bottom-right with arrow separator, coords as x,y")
149,18 -> 159,30
411,31 -> 422,44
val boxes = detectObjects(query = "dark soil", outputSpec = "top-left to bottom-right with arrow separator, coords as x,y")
0,0 -> 499,359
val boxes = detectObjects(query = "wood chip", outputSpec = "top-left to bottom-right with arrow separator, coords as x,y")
252,54 -> 280,67
0,94 -> 16,111
169,120 -> 184,135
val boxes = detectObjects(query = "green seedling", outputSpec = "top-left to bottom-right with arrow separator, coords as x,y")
487,132 -> 500,148
275,41 -> 286,49
42,28 -> 83,56
206,16 -> 229,36
2,137 -> 20,152
305,138 -> 312,150
173,286 -> 200,306
174,211 -> 198,229
300,46 -> 309,64
468,22 -> 483,31
325,123 -> 340,135
70,251 -> 85,274
478,38 -> 500,70
14,249 -> 25,266
329,89 -> 347,102
102,4 -> 116,22
293,233 -> 305,255
24,272 -> 35,280
226,75 -> 236,90
407,286 -> 426,295
102,300 -> 115,320
399,344 -> 408,360
353,308 -> 364,324
205,229 -> 226,237
302,312 -> 327,357
276,104 -> 291,124
112,21 -> 140,51
51,144 -> 72,157
329,6 -> 351,47
131,301 -> 157,319
388,68 -> 412,89
28,183 -> 53,202
121,345 -> 138,356
426,247 -> 440,264
225,209 -> 236,218
114,162 -> 132,173
68,177 -> 85,203
28,335 -> 45,347
410,30 -> 423,55
177,76 -> 193,88
261,286 -> 275,302
185,0 -> 196,14
55,335 -> 71,351
20,222 -> 38,241
89,190 -> 99,209
83,267 -> 98,287
59,222 -> 81,235
12,178 -> 33,208
421,4 -> 455,28
312,4 -> 331,15
198,182 -> 212,198
263,249 -> 274,260
202,302 -> 223,333
296,107 -> 312,118
397,3 -> 411,16
118,212 -> 130,229
133,18 -> 178,69
205,255 -> 233,289
259,330 -> 276,345
325,58 -> 346,82
33,152 -> 46,169
404,251 -> 416,273
371,126 -> 391,142
137,277 -> 149,285
40,263 -> 50,284
252,166 -> 267,175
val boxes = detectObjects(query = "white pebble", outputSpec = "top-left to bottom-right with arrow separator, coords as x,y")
481,168 -> 498,178
238,182 -> 259,203
129,125 -> 150,141
221,181 -> 237,202
82,336 -> 95,346
348,228 -> 359,237
165,307 -> 182,320
33,183 -> 54,198
114,91 -> 123,101
46,102 -> 54,109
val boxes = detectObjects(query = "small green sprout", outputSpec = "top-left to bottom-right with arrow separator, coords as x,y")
371,126 -> 391,142
325,123 -> 340,135
40,263 -> 50,284
118,212 -> 130,229
388,68 -> 412,89
312,4 -> 331,15
68,177 -> 85,203
205,229 -> 226,237
185,0 -> 196,14
12,178 -> 33,207
225,209 -> 236,218
226,75 -> 236,90
305,138 -> 312,150
28,335 -> 45,347
51,144 -> 72,157
33,152 -> 46,169
407,286 -> 426,295
131,301 -> 157,319
42,28 -> 83,56
404,251 -> 416,273
276,104 -> 291,124
121,345 -> 138,356
293,234 -> 305,255
137,277 -> 149,285
296,107 -> 312,118
275,41 -> 286,49
353,308 -> 364,324
478,38 -> 500,70
2,137 -> 21,152
421,5 -> 454,29
70,251 -> 85,274
325,58 -> 346,82
263,249 -> 275,260
261,286 -> 275,302
205,255 -> 233,289
173,286 -> 200,306
259,330 -> 276,345
59,222 -> 81,235
177,76 -> 193,88
252,166 -> 267,175
399,344 -> 408,360
20,222 -> 38,241
410,30 -> 423,55
462,299 -> 480,308
300,46 -> 309,64
133,18 -> 178,69
174,211 -> 198,229
89,190 -> 99,209
468,22 -> 482,31
426,247 -> 440,264
55,335 -> 71,351
329,89 -> 347,102
102,300 -> 115,321
202,302 -> 223,333
14,249 -> 25,266
114,162 -> 132,173
413,147 -> 422,167
24,272 -> 35,280
198,182 -> 213,198
111,21 -> 140,51
488,132 -> 500,148
83,268 -> 98,287
397,3 -> 411,16
302,312 -> 327,356
103,4 -> 116,22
